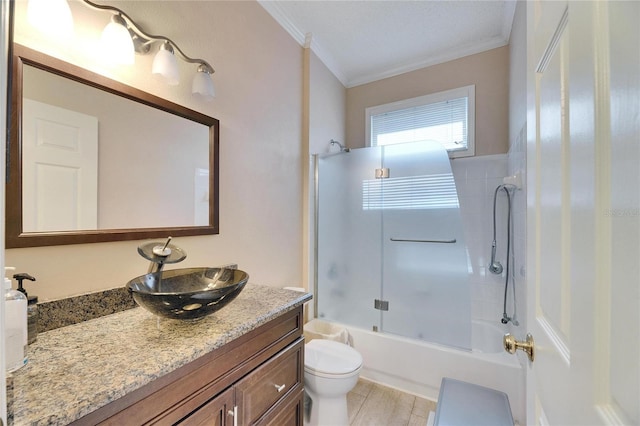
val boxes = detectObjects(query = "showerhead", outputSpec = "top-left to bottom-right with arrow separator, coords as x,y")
329,139 -> 350,152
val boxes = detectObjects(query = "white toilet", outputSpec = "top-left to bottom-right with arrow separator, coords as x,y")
304,338 -> 363,426
282,287 -> 364,425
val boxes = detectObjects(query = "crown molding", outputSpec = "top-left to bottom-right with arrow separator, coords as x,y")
259,0 -> 516,89
346,37 -> 509,88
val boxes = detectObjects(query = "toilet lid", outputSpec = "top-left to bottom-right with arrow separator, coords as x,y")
305,339 -> 363,375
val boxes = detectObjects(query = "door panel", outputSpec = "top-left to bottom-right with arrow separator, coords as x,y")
602,3 -> 639,422
527,1 -> 639,424
22,99 -> 98,232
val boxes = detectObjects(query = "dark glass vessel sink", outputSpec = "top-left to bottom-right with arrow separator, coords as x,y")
126,267 -> 249,320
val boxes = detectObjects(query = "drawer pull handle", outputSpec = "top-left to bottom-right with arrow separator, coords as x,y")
274,383 -> 286,392
229,406 -> 238,426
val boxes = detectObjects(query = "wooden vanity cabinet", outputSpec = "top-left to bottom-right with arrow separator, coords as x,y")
178,339 -> 304,426
74,307 -> 304,426
179,387 -> 235,426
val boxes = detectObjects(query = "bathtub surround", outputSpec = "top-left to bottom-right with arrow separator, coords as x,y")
450,154 -> 513,324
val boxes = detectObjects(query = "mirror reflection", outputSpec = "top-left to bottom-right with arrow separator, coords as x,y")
23,65 -> 211,232
7,44 -> 220,248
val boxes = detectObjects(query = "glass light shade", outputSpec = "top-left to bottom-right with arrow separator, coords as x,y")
152,46 -> 180,85
100,16 -> 135,65
192,70 -> 216,100
27,0 -> 74,38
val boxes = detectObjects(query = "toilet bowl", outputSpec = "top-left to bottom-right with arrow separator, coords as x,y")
304,339 -> 363,426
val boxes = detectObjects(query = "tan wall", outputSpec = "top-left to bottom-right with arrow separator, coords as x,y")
9,1 -> 304,300
346,46 -> 510,155
308,50 -> 346,155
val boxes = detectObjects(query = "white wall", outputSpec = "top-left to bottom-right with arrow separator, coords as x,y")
8,1 -> 304,300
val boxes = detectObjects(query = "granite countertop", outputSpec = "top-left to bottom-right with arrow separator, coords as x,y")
10,284 -> 311,426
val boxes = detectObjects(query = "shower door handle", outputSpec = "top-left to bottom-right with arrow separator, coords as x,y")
503,333 -> 535,362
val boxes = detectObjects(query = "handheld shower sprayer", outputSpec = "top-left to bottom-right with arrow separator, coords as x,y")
489,241 -> 503,274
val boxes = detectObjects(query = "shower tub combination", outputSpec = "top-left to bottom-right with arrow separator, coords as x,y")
314,142 -> 524,422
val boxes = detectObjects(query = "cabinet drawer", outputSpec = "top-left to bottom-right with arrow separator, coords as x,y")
236,338 -> 304,425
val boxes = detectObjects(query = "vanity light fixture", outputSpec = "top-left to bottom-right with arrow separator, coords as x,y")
152,41 -> 180,86
100,14 -> 135,65
192,65 -> 216,99
84,0 -> 216,99
27,0 -> 217,100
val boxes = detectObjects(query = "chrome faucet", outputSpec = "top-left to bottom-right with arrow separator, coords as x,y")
137,237 -> 187,273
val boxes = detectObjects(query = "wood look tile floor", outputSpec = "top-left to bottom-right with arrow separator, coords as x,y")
347,379 -> 437,426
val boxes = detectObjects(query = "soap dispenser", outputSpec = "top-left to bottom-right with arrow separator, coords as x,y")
4,267 -> 28,372
14,273 -> 38,344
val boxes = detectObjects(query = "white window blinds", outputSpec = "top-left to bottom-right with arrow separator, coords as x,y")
367,85 -> 475,158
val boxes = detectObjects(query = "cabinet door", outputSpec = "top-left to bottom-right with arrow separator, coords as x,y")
255,388 -> 304,426
177,387 -> 235,426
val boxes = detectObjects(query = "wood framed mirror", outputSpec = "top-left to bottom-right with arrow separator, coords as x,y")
7,44 -> 220,248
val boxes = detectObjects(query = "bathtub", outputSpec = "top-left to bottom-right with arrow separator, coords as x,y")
335,319 -> 525,423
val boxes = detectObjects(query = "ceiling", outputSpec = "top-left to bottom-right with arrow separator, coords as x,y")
258,0 -> 517,88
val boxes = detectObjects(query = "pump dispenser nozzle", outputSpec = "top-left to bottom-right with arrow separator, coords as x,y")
14,273 -> 36,297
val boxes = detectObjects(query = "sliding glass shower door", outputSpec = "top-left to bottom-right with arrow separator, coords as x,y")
316,141 -> 471,350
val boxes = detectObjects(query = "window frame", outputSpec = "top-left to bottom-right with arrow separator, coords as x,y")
365,85 -> 475,158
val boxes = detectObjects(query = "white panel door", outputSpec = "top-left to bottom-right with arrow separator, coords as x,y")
526,1 -> 639,425
22,99 -> 98,232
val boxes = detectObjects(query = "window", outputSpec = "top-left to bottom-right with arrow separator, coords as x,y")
366,85 -> 475,158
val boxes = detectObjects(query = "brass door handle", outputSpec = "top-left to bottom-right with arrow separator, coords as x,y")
503,333 -> 535,362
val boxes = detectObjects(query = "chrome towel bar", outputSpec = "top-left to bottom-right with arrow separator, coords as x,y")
390,238 -> 457,244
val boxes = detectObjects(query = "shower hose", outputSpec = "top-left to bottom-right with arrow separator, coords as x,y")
492,184 -> 517,325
